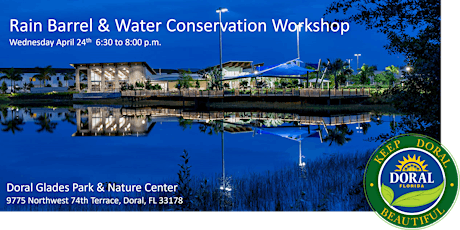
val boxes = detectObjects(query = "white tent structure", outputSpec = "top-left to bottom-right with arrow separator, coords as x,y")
306,78 -> 330,89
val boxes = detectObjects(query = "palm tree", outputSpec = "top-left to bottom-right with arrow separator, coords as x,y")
34,113 -> 58,133
62,72 -> 75,88
61,112 -> 76,125
324,124 -> 353,146
34,66 -> 56,87
304,66 -> 317,88
329,58 -> 350,89
342,68 -> 354,86
385,65 -> 399,86
357,64 -> 376,85
22,82 -> 29,92
319,59 -> 331,88
1,109 -> 24,134
0,68 -> 23,93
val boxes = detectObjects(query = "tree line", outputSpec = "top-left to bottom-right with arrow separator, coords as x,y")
0,66 -> 75,93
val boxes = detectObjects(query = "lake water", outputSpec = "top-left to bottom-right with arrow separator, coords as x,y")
0,105 -> 400,208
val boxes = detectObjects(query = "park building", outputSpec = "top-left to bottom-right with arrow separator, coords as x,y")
71,61 -> 156,92
199,61 -> 264,89
149,68 -> 207,91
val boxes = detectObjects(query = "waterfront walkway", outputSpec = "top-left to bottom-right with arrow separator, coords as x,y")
120,107 -> 372,126
121,88 -> 371,99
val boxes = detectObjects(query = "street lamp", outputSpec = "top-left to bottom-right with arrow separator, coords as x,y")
216,7 -> 228,89
354,54 -> 361,71
346,59 -> 353,69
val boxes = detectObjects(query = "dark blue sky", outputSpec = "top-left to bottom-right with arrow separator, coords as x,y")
0,0 -> 405,70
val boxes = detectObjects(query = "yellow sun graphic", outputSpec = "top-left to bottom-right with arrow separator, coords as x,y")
395,154 -> 428,172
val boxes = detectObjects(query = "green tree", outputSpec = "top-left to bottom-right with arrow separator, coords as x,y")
28,82 -> 34,90
202,67 -> 221,90
195,80 -> 200,89
326,0 -> 440,139
374,72 -> 387,85
239,80 -> 249,89
385,65 -> 399,86
329,58 -> 350,89
22,82 -> 29,92
1,81 -> 7,94
153,84 -> 162,90
62,72 -> 75,87
341,68 -> 354,85
176,70 -> 193,90
0,68 -> 23,93
34,66 -> 56,87
357,64 -> 375,85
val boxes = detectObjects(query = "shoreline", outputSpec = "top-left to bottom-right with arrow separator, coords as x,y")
1,94 -> 397,114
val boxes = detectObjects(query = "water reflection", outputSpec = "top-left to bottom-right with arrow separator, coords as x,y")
0,105 -> 395,166
70,106 -> 375,178
71,106 -> 372,143
73,106 -> 156,137
34,114 -> 58,133
1,105 -> 403,210
1,108 -> 24,134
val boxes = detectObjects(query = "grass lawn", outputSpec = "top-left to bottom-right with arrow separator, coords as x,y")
0,94 -> 11,103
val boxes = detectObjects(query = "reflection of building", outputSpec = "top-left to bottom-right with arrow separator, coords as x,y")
71,62 -> 156,93
72,105 -> 373,138
223,124 -> 253,133
72,106 -> 156,136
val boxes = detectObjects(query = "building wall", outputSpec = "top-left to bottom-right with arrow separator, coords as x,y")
223,67 -> 243,77
1,73 -> 76,92
128,65 -> 145,85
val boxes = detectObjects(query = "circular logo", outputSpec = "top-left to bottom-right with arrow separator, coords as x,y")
364,134 -> 459,228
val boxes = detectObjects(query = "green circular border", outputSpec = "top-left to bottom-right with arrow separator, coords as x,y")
364,133 -> 459,229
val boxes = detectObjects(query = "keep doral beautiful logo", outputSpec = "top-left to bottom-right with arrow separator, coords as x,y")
364,134 -> 459,229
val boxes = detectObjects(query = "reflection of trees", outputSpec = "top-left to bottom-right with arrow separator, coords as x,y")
1,109 -> 24,134
199,121 -> 223,135
371,113 -> 384,125
61,112 -> 76,125
324,124 -> 353,146
248,119 -> 284,128
178,117 -> 193,131
361,123 -> 371,135
1,108 -> 8,120
289,121 -> 301,126
34,114 -> 58,133
367,116 -> 402,142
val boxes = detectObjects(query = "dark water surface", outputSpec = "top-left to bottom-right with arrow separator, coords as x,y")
0,105 -> 400,207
